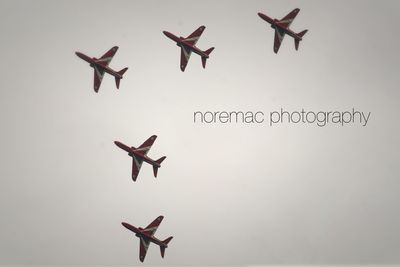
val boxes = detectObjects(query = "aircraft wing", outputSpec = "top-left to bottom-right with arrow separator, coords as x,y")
142,216 -> 164,236
278,8 -> 300,28
135,135 -> 157,156
131,155 -> 143,181
95,46 -> 118,67
273,28 -> 286,53
183,25 -> 205,46
180,46 -> 192,71
139,237 -> 150,262
93,66 -> 105,92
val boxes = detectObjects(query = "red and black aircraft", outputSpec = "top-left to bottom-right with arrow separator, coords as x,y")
163,26 -> 214,71
122,216 -> 173,262
75,46 -> 128,92
114,135 -> 166,181
258,8 -> 308,53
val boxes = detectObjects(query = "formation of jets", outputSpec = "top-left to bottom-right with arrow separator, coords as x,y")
76,9 -> 307,92
75,8 -> 308,263
122,216 -> 173,262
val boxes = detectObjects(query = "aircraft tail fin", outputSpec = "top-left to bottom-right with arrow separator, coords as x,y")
153,156 -> 166,177
201,47 -> 214,68
294,30 -> 307,50
160,236 -> 173,258
115,67 -> 128,89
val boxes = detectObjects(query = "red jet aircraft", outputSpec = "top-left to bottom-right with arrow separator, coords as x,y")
163,26 -> 214,71
122,216 -> 173,262
258,8 -> 308,53
75,46 -> 128,92
114,135 -> 166,181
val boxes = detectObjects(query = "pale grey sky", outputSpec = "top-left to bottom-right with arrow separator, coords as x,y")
0,0 -> 399,266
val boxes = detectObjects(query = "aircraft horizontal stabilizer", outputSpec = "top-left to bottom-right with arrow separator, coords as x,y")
163,236 -> 173,244
153,156 -> 166,177
204,47 -> 215,56
160,246 -> 166,258
160,236 -> 173,258
294,30 -> 307,50
297,29 -> 308,38
295,39 -> 300,50
202,47 -> 214,68
115,67 -> 128,88
201,57 -> 207,68
156,156 -> 166,165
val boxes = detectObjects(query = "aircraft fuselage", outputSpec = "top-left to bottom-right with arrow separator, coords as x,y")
122,222 -> 168,248
114,141 -> 161,167
163,31 -> 209,58
75,52 -> 123,78
258,13 -> 303,41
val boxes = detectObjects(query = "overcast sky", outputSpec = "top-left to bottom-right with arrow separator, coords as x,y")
0,0 -> 399,266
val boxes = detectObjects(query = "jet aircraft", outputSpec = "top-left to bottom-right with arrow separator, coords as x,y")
75,46 -> 128,92
114,135 -> 166,181
258,8 -> 308,53
163,26 -> 214,71
122,216 -> 173,262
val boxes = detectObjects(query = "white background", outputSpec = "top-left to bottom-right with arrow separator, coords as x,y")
0,0 -> 399,265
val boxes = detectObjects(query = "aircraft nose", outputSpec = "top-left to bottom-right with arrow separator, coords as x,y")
114,141 -> 123,149
121,222 -> 129,228
163,31 -> 174,39
114,141 -> 122,147
75,52 -> 84,59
